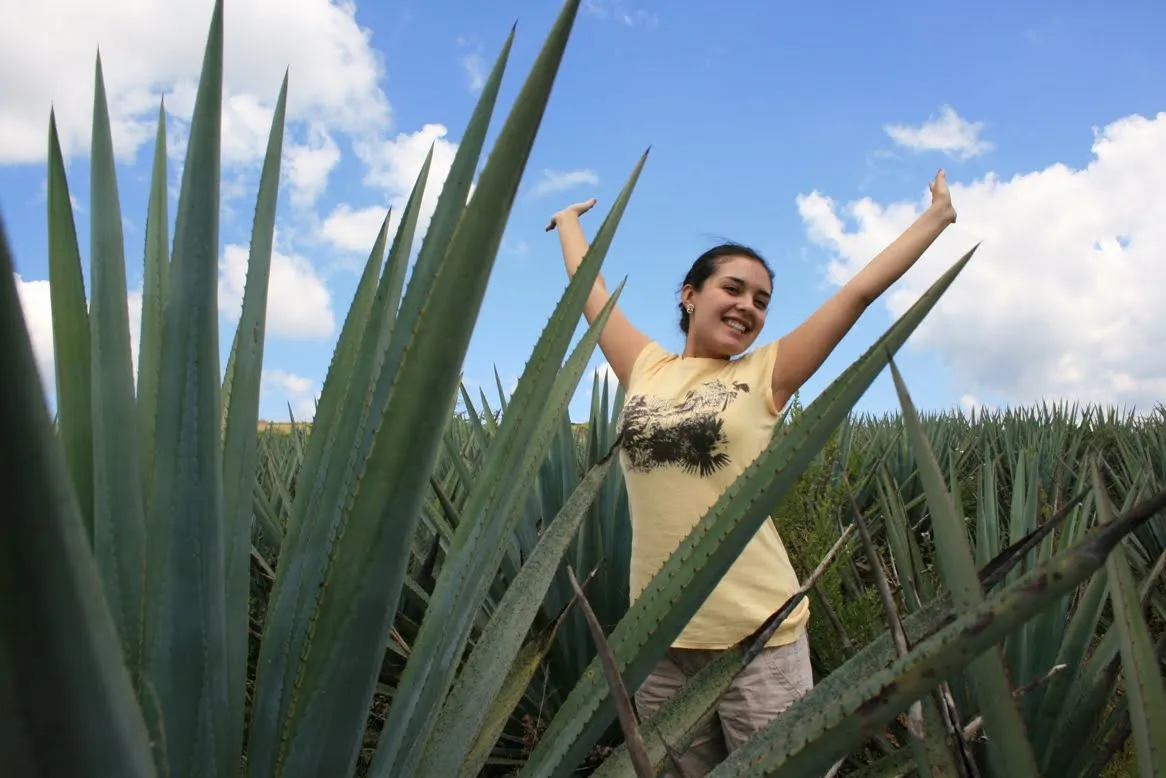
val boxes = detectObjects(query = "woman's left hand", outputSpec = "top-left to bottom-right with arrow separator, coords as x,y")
929,169 -> 957,224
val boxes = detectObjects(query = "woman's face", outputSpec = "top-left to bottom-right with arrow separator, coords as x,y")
683,256 -> 772,358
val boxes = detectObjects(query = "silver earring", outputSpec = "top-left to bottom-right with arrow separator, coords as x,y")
685,303 -> 694,314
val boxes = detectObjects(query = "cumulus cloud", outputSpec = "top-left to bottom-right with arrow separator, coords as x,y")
262,368 -> 318,420
884,105 -> 993,161
320,204 -> 389,254
796,111 -> 1166,412
456,36 -> 487,93
323,123 -> 461,252
462,53 -> 486,92
218,238 -> 335,339
530,168 -> 600,197
0,0 -> 390,168
284,128 -> 341,207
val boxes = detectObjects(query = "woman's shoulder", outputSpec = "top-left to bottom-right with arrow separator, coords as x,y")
627,341 -> 676,383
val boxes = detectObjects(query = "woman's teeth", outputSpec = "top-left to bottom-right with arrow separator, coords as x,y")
724,318 -> 747,333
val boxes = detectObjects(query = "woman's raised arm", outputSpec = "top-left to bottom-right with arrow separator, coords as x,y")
547,198 -> 650,389
770,170 -> 958,411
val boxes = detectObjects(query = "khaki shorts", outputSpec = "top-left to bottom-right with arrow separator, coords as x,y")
633,631 -> 813,777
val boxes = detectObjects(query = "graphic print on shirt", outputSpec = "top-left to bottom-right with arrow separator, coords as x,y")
620,379 -> 750,477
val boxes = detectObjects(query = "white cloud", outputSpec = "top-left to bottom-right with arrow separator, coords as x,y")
958,393 -> 995,416
0,0 -> 390,167
219,238 -> 334,339
127,288 -> 143,375
14,275 -> 55,389
583,0 -> 658,26
324,123 -> 461,252
285,128 -> 341,207
357,123 -> 451,192
884,105 -> 993,161
462,53 -> 486,92
530,168 -> 599,197
356,122 -> 459,206
320,204 -> 390,254
506,239 -> 530,256
456,37 -> 487,93
797,111 -> 1166,412
262,368 -> 318,420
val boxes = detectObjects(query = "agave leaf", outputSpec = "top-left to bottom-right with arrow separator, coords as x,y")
373,146 -> 645,778
141,1 -> 229,774
419,447 -> 620,774
277,207 -> 390,545
1002,452 -> 1034,690
458,619 -> 565,778
0,217 -> 157,777
252,482 -> 284,546
220,71 -> 287,771
1029,559 -> 1108,765
479,388 -> 501,435
268,145 -> 436,636
246,150 -> 428,776
974,455 -> 1000,567
878,471 -> 921,610
518,245 -> 978,778
1019,485 -> 1097,726
244,204 -> 387,559
494,365 -> 509,411
706,488 -> 1166,777
1092,461 -> 1166,777
459,382 -> 493,452
844,749 -> 912,778
979,487 -> 1089,593
356,145 -> 434,431
139,101 -> 170,512
89,52 -> 148,689
248,8 -> 571,774
590,648 -> 737,778
851,475 -> 962,778
46,111 -> 95,544
1042,629 -> 1125,777
220,329 -> 237,444
888,359 -> 1040,777
244,206 -> 389,757
420,446 -> 620,776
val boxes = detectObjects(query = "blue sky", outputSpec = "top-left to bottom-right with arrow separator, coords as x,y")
3,0 -> 1164,423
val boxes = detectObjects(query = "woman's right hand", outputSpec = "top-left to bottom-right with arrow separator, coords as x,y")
545,197 -> 597,231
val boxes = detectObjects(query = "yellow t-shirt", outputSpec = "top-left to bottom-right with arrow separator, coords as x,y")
619,339 -> 810,650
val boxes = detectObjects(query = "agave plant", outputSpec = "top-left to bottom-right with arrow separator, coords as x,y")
5,1 -> 634,774
4,2 -> 1166,778
579,385 -> 1166,778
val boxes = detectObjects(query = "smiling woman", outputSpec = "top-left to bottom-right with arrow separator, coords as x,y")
547,169 -> 957,776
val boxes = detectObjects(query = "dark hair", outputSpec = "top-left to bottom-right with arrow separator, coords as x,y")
678,242 -> 774,333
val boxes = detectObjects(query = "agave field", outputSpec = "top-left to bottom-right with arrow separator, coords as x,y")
2,1 -> 1164,777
